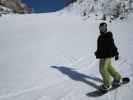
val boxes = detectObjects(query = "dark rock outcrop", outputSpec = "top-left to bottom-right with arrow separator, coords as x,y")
0,0 -> 32,14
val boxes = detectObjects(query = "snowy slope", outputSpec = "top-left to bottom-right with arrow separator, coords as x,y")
62,0 -> 133,21
0,13 -> 133,100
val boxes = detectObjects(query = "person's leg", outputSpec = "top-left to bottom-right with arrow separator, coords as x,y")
99,58 -> 112,87
108,58 -> 122,81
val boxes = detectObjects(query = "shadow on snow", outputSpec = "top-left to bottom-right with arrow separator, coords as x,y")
51,65 -> 105,97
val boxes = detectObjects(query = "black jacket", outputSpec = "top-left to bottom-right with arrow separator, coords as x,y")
95,31 -> 119,59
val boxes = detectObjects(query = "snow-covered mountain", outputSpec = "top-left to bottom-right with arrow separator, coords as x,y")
0,5 -> 13,16
0,0 -> 32,15
63,0 -> 133,21
0,11 -> 133,100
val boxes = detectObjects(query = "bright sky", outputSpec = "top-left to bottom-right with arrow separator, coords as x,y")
22,0 -> 74,13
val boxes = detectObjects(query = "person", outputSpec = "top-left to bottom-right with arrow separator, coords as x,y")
95,22 -> 122,91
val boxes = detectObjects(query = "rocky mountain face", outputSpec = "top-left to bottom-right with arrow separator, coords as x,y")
0,5 -> 12,16
0,0 -> 32,14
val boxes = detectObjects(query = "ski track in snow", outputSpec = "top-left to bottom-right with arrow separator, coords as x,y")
0,56 -> 94,99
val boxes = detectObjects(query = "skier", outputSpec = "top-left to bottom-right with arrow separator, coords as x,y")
95,22 -> 122,91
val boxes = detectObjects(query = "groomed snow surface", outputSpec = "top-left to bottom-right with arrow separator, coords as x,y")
0,13 -> 133,100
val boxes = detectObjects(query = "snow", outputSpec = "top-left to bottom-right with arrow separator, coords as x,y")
62,0 -> 133,20
0,13 -> 133,100
0,5 -> 13,15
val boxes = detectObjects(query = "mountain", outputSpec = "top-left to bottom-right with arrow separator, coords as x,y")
0,0 -> 32,14
63,0 -> 133,21
0,5 -> 13,16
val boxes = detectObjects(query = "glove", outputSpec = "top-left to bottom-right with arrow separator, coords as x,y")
115,55 -> 119,61
94,51 -> 97,56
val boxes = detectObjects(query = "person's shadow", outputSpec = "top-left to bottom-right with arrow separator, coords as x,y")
51,66 -> 106,97
51,66 -> 103,90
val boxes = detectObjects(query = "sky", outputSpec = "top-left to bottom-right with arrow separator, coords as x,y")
22,0 -> 75,13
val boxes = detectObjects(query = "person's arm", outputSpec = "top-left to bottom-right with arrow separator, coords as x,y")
108,32 -> 119,60
95,36 -> 100,58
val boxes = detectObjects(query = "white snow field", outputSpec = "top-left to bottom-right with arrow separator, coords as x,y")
0,13 -> 133,100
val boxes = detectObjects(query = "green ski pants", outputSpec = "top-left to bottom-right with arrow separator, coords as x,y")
99,58 -> 122,87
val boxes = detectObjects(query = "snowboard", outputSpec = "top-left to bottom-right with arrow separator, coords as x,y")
87,77 -> 130,97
